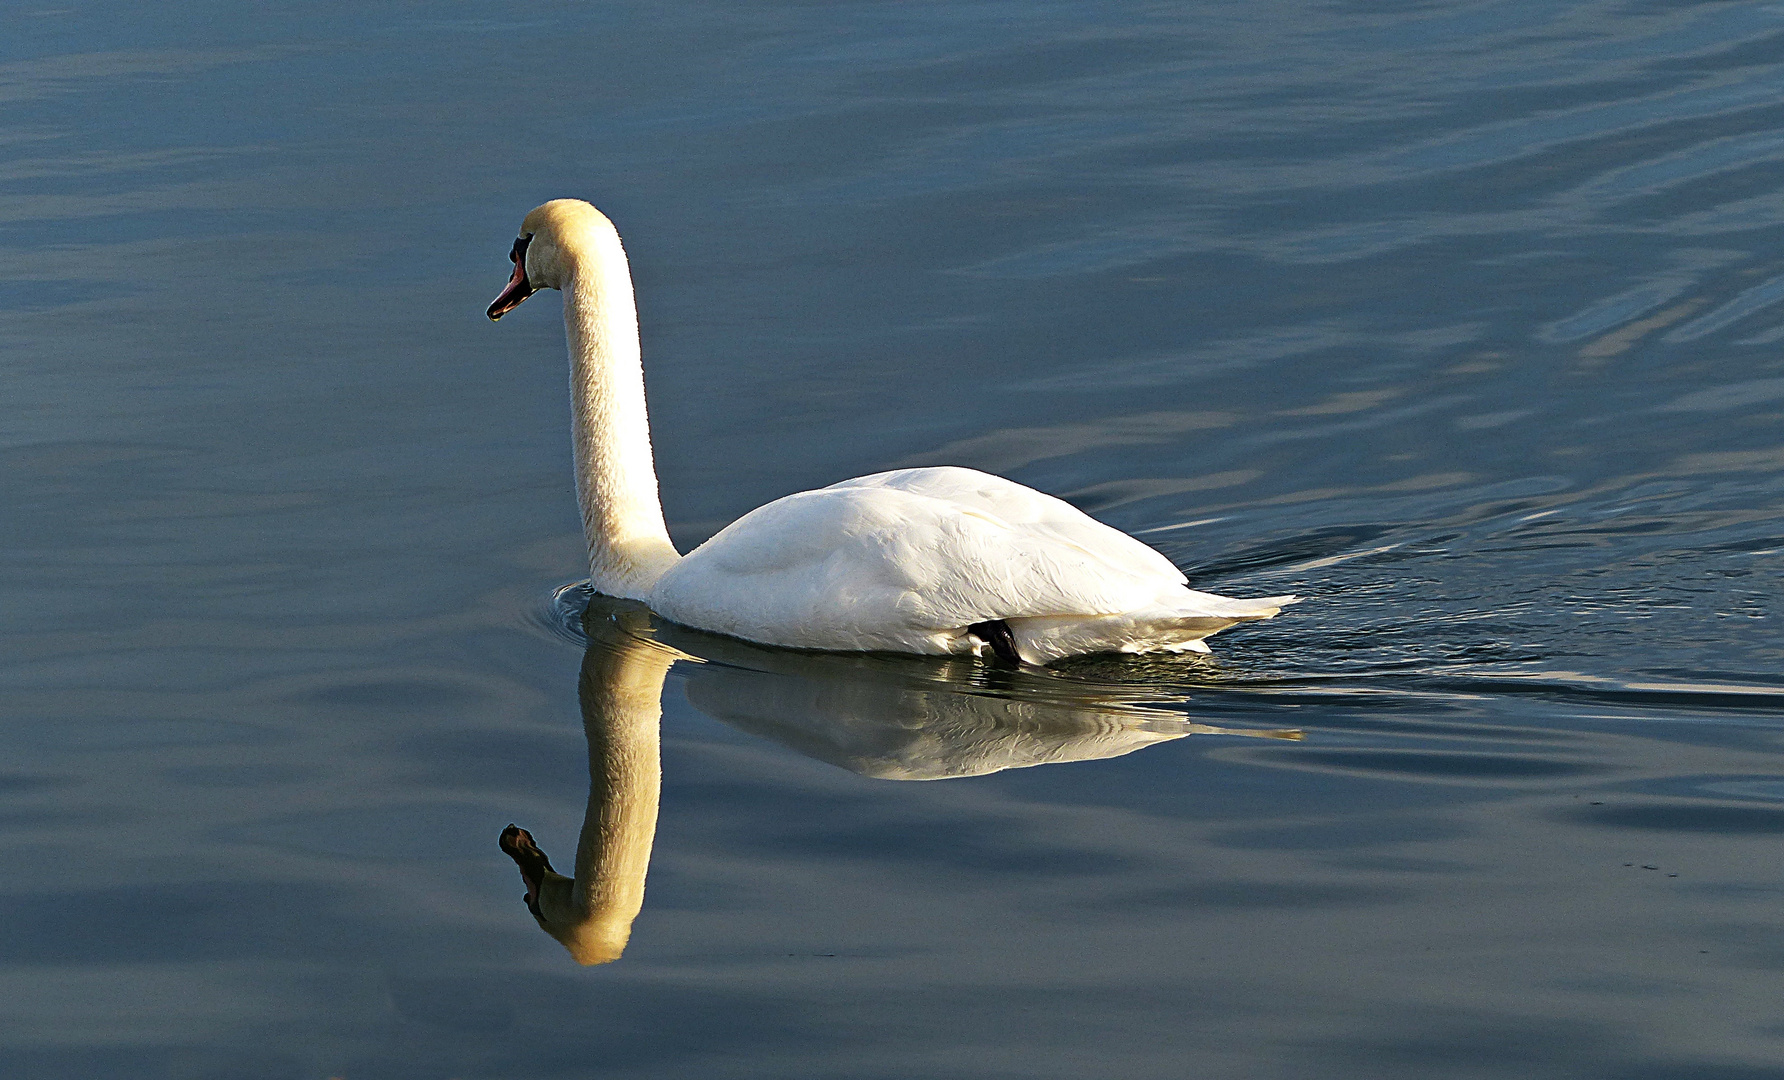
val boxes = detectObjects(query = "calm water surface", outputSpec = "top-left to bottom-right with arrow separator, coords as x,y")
6,1 -> 1784,1076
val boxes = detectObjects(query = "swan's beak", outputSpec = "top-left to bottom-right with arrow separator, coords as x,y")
487,259 -> 534,320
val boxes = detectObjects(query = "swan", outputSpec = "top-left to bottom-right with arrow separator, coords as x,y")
488,199 -> 1296,664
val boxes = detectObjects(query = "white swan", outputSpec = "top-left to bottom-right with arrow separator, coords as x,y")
488,199 -> 1296,664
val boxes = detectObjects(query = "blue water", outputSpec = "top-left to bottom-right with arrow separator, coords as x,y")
6,1 -> 1784,1076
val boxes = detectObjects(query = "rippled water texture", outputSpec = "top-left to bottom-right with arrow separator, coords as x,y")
6,1 -> 1784,1077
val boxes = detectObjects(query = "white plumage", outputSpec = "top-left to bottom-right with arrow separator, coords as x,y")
489,199 -> 1296,665
654,466 -> 1293,663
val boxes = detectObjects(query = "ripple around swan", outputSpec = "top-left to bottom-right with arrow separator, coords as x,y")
1564,803 -> 1784,835
1282,749 -> 1603,781
542,570 -> 1784,730
15,1 -> 1784,1074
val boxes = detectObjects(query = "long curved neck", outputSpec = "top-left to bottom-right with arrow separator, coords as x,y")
563,232 -> 680,601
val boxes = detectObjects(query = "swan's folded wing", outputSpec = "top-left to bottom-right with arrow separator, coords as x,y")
827,467 -> 1187,587
651,477 -> 1188,651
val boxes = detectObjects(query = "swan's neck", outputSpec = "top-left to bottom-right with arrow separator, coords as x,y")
563,236 -> 680,601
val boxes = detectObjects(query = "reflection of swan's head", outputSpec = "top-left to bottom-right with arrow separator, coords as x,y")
500,824 -> 632,966
488,199 -> 620,320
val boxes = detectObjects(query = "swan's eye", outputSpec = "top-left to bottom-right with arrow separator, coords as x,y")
511,234 -> 531,265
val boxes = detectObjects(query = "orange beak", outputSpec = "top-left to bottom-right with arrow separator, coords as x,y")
488,236 -> 534,320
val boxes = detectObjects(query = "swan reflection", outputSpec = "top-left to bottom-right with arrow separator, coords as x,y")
501,597 -> 1299,963
499,604 -> 677,965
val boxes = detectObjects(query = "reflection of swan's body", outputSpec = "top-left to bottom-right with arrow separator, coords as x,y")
502,599 -> 1299,962
649,613 -> 1302,780
488,199 -> 1296,664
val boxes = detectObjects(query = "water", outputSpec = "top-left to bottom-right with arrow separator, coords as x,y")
6,0 -> 1784,1075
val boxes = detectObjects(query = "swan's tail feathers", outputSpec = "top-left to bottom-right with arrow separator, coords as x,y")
1136,589 -> 1303,650
1179,591 -> 1301,621
1135,614 -> 1253,656
1144,592 -> 1299,653
1005,590 -> 1301,663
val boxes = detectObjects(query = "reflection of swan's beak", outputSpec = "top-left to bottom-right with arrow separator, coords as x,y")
498,824 -> 555,917
487,259 -> 533,320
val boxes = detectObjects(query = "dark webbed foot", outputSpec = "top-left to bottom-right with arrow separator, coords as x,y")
967,619 -> 1022,665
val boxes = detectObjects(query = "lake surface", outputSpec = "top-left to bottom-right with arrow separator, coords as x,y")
6,1 -> 1784,1076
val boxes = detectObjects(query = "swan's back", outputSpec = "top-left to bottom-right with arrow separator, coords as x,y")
827,467 -> 1186,586
650,467 -> 1287,660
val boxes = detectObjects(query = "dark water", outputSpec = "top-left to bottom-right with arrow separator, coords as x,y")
7,1 -> 1784,1076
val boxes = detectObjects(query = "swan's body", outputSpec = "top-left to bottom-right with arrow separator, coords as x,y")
653,466 -> 1291,664
489,199 -> 1295,664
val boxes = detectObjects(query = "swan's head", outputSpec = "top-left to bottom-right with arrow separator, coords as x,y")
499,824 -> 632,965
487,199 -> 620,321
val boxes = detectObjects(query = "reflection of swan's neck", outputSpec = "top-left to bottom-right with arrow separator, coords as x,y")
536,634 -> 675,965
563,228 -> 680,601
